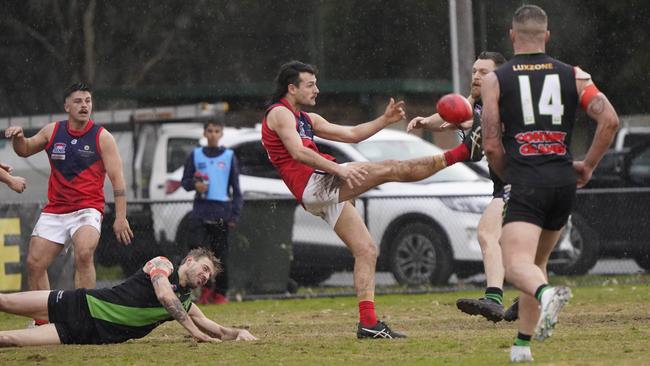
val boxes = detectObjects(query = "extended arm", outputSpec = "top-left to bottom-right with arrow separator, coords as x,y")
99,130 -> 133,245
311,98 -> 406,143
5,123 -> 54,157
145,257 -> 218,343
480,72 -> 505,180
573,68 -> 619,187
188,304 -> 257,341
406,95 -> 474,133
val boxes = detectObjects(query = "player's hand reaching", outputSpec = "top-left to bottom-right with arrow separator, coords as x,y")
0,162 -> 14,173
382,98 -> 406,125
442,119 -> 473,130
406,116 -> 430,133
114,217 -> 134,245
7,175 -> 27,193
193,331 -> 222,343
235,329 -> 258,341
337,164 -> 368,189
573,160 -> 593,188
4,126 -> 24,139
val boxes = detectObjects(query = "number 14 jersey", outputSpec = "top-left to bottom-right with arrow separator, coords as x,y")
494,53 -> 579,187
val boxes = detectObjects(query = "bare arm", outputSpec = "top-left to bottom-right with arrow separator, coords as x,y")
310,98 -> 406,143
406,95 -> 474,133
144,257 -> 218,343
99,130 -> 134,245
188,304 -> 257,341
480,72 -> 505,180
573,74 -> 619,187
5,123 -> 54,157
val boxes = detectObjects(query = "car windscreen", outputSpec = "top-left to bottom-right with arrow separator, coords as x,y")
354,139 -> 483,183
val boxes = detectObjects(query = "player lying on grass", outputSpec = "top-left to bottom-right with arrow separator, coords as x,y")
0,247 -> 256,346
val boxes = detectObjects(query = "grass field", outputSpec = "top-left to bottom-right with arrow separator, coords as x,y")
1,275 -> 649,365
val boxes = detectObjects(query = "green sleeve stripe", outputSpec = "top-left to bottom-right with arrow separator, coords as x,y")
86,295 -> 193,327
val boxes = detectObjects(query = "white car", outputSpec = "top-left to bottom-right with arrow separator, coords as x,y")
149,123 -> 503,286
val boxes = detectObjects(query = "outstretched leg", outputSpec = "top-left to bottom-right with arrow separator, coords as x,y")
0,291 -> 51,321
0,324 -> 61,347
339,155 -> 447,202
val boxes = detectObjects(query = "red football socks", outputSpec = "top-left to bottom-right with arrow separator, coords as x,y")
443,143 -> 469,166
359,300 -> 378,327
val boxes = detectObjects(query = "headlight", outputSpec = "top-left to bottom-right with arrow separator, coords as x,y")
439,196 -> 491,213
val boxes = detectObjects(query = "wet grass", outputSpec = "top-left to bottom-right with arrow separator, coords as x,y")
1,276 -> 650,365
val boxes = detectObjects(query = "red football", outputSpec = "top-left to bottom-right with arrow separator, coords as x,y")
436,93 -> 473,124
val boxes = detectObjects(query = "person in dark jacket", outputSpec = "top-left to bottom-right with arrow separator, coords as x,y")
181,119 -> 242,304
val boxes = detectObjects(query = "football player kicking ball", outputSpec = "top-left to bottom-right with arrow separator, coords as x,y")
0,248 -> 256,346
262,61 -> 483,339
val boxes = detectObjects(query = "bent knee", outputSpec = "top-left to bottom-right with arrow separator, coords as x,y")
74,251 -> 95,267
352,242 -> 378,261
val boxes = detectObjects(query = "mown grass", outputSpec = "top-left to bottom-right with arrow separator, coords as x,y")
1,275 -> 650,365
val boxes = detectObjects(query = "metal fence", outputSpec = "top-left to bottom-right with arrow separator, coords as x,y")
0,196 -> 647,297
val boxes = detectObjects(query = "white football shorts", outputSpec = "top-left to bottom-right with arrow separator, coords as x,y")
301,172 -> 345,228
32,208 -> 102,245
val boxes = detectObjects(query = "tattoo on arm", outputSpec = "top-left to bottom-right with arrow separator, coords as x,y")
152,274 -> 189,322
588,95 -> 605,115
483,122 -> 501,139
113,189 -> 126,197
161,296 -> 189,322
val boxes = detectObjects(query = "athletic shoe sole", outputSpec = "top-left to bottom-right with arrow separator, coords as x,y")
456,298 -> 504,323
534,286 -> 573,341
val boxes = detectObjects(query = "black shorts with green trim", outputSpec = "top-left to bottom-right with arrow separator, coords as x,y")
49,289 -> 156,344
48,289 -> 104,344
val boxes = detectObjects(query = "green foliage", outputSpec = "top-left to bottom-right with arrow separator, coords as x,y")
0,1 -> 648,116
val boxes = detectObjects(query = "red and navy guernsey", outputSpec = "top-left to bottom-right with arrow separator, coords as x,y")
43,120 -> 106,214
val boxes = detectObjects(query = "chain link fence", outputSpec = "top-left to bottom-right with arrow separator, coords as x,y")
1,196 -> 648,297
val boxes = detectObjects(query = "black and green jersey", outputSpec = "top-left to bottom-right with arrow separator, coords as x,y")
494,53 -> 578,187
84,268 -> 193,343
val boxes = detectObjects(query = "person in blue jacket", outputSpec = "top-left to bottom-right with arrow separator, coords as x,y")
181,119 -> 242,304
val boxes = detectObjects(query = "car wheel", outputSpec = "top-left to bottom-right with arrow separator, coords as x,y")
389,222 -> 452,286
548,215 -> 599,276
290,267 -> 334,287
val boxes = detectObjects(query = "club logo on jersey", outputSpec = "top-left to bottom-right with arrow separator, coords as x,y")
515,130 -> 567,156
218,161 -> 226,169
53,143 -> 66,154
71,139 -> 78,145
51,143 -> 67,160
